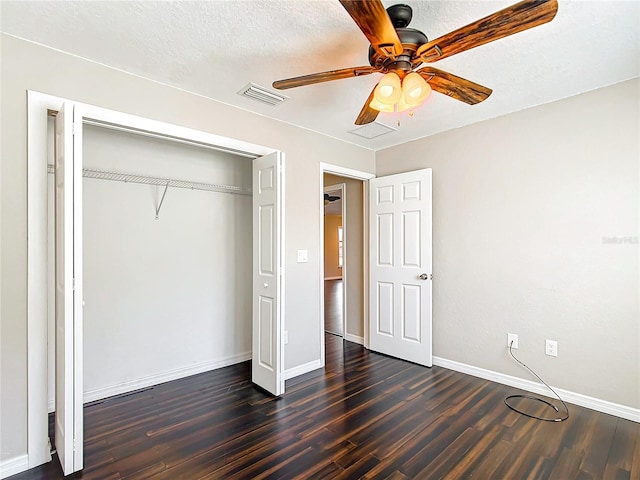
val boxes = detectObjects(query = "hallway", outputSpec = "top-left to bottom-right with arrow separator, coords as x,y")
324,279 -> 343,336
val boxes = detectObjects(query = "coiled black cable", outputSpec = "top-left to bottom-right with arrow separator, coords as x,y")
504,341 -> 569,422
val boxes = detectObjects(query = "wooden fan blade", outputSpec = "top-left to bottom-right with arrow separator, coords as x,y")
415,0 -> 558,63
273,66 -> 380,90
340,0 -> 403,58
418,67 -> 492,105
355,85 -> 380,125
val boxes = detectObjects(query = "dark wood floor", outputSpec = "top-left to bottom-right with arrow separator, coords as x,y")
11,334 -> 639,479
324,279 -> 343,336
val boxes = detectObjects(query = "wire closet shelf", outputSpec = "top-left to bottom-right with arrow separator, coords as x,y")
47,164 -> 252,196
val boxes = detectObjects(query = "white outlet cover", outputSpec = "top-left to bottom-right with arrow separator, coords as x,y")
297,250 -> 308,263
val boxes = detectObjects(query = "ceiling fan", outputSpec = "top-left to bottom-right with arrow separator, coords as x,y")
273,0 -> 558,125
324,193 -> 341,205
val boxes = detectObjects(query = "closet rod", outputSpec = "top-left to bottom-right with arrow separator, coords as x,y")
47,164 -> 252,196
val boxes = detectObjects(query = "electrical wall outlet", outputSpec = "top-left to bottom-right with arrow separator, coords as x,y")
507,333 -> 518,349
283,330 -> 289,345
545,339 -> 558,357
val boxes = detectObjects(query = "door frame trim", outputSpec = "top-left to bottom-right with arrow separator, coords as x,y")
319,163 -> 374,364
27,90 -> 282,469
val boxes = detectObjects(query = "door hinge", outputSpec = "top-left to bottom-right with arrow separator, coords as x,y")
72,278 -> 75,291
279,267 -> 284,276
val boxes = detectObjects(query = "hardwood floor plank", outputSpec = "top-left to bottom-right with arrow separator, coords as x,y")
414,426 -> 485,479
548,447 -> 584,480
324,279 -> 343,336
10,335 -> 637,480
630,429 -> 640,480
607,418 -> 640,472
460,438 -> 514,479
578,410 -> 619,478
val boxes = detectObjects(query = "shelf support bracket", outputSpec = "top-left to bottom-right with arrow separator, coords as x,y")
155,182 -> 169,220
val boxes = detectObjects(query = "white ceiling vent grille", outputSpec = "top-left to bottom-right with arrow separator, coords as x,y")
348,122 -> 396,139
237,83 -> 288,106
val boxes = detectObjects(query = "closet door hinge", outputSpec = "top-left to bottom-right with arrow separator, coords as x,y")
279,267 -> 284,276
72,278 -> 75,291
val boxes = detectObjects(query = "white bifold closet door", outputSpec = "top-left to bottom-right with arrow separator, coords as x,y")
369,169 -> 433,367
252,151 -> 285,396
54,102 -> 84,475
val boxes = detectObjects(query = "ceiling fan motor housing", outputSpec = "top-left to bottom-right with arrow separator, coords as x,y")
366,3 -> 428,74
387,4 -> 413,28
368,27 -> 429,73
369,4 -> 429,74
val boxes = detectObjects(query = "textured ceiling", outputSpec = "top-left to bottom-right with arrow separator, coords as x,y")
2,1 -> 638,150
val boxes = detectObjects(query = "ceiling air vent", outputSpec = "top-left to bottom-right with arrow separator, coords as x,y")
348,122 -> 396,139
237,83 -> 288,106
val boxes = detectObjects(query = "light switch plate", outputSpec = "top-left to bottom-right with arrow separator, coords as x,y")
297,250 -> 308,263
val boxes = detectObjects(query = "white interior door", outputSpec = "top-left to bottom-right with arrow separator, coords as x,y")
252,151 -> 285,395
369,169 -> 432,366
54,102 -> 84,474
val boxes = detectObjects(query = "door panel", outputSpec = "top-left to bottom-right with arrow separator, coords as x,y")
377,282 -> 394,336
402,284 -> 421,342
377,213 -> 394,265
252,152 -> 284,396
403,211 -> 421,267
369,169 -> 432,366
54,102 -> 83,475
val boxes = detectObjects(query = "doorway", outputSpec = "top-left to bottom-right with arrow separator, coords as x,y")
323,183 -> 345,337
319,164 -> 373,362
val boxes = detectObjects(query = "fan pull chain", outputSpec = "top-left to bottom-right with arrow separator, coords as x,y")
395,109 -> 415,127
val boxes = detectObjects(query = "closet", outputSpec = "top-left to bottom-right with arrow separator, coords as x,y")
47,121 -> 254,409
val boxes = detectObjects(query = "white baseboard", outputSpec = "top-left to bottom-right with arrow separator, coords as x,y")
433,356 -> 640,423
0,454 -> 29,479
324,276 -> 342,281
48,352 -> 251,412
345,333 -> 364,345
284,359 -> 323,380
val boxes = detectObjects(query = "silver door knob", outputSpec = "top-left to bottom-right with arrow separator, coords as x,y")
419,273 -> 429,280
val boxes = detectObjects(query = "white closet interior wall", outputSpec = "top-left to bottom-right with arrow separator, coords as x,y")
47,122 -> 253,409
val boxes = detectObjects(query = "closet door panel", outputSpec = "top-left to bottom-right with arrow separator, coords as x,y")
252,151 -> 284,396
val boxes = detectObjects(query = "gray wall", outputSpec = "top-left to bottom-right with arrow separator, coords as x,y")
376,78 -> 639,409
0,34 -> 374,463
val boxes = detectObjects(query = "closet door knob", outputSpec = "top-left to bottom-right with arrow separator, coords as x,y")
419,273 -> 429,280
263,283 -> 269,288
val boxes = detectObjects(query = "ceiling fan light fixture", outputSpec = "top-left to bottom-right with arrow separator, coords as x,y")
396,94 -> 412,112
402,72 -> 431,105
369,97 -> 395,112
373,72 -> 401,106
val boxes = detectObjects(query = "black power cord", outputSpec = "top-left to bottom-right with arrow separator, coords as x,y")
504,341 -> 569,422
